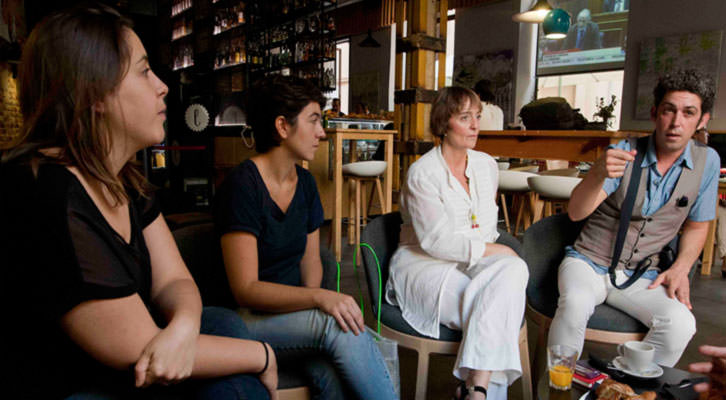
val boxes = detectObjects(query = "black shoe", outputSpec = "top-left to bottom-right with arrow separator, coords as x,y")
453,381 -> 487,400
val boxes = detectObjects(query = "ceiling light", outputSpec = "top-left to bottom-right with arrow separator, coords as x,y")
512,0 -> 553,23
543,8 -> 570,39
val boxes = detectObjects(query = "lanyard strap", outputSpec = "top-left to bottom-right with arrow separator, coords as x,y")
609,137 -> 648,289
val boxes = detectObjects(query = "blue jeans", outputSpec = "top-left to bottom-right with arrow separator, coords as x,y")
66,307 -> 269,400
240,308 -> 398,400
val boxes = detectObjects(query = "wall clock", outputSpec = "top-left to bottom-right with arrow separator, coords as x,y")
184,103 -> 209,132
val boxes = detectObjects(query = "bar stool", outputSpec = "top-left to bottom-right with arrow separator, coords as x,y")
539,167 -> 580,177
526,175 -> 582,224
343,160 -> 387,263
498,170 -> 538,235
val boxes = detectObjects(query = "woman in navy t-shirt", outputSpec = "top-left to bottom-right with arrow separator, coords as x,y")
215,75 -> 397,400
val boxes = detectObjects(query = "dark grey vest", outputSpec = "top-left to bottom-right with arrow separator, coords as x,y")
574,139 -> 708,272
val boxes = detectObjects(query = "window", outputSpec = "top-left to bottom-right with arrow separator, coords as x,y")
434,10 -> 456,87
325,39 -> 350,114
537,70 -> 624,128
535,1 -> 628,128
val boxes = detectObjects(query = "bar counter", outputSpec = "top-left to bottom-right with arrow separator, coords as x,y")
474,130 -> 650,161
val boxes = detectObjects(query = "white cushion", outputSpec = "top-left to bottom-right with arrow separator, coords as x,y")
342,161 -> 387,177
527,176 -> 582,200
498,170 -> 538,192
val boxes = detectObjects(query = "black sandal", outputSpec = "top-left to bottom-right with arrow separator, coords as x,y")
454,381 -> 487,400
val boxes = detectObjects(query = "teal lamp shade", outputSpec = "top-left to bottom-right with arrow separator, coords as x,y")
543,8 -> 570,39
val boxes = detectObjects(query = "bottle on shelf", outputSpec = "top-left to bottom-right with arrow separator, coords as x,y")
172,16 -> 193,40
171,0 -> 192,17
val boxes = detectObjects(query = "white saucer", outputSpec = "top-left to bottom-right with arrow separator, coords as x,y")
612,356 -> 664,378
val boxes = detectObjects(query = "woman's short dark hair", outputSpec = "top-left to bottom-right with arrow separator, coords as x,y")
4,3 -> 146,204
246,75 -> 326,153
430,86 -> 482,138
653,69 -> 715,115
473,79 -> 496,103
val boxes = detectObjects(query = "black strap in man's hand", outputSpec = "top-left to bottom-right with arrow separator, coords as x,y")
609,137 -> 648,289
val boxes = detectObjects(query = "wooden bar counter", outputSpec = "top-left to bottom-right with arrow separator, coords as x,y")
474,129 -> 650,161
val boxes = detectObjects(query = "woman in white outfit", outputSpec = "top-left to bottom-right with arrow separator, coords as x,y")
385,86 -> 529,400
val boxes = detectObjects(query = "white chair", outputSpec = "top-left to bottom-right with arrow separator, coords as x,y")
539,167 -> 580,177
342,160 -> 387,264
496,161 -> 510,170
526,175 -> 582,224
498,170 -> 538,235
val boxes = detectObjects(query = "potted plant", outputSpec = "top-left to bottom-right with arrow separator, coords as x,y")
593,95 -> 618,130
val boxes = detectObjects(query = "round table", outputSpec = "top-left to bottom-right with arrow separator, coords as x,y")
536,364 -> 702,400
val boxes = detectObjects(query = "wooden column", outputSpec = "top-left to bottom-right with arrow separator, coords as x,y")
394,0 -> 446,185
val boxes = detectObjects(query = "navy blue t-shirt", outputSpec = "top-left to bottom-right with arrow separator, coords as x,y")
214,159 -> 324,287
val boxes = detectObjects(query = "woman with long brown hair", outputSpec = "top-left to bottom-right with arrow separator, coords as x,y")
1,4 -> 276,399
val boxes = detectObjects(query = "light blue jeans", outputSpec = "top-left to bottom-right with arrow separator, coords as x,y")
240,308 -> 398,400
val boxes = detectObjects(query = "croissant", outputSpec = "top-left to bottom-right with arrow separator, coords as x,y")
595,378 -> 656,400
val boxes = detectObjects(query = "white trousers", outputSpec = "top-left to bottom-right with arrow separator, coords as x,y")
439,253 -> 529,393
548,257 -> 696,367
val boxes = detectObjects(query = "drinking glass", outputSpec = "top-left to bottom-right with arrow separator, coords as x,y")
548,344 -> 578,390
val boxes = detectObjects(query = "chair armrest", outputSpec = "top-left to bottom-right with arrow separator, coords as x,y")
320,246 -> 339,291
496,229 -> 523,258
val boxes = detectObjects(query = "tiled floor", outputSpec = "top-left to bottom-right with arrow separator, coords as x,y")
322,219 -> 726,400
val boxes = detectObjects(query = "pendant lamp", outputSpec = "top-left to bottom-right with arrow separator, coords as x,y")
359,29 -> 381,48
543,8 -> 570,39
512,0 -> 552,23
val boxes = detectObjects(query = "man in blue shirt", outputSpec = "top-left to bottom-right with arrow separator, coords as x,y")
548,69 -> 720,367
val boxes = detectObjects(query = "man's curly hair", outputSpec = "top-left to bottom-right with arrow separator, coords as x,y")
653,69 -> 715,114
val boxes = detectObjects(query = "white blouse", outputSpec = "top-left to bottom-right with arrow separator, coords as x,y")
385,146 -> 500,338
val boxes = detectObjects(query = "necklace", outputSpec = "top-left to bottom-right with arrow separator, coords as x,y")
466,155 -> 478,229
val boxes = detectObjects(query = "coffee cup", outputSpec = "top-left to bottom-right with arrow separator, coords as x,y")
617,341 -> 655,372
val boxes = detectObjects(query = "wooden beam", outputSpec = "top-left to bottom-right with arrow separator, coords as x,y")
394,88 -> 439,104
411,0 -> 428,33
394,140 -> 436,155
438,0 -> 447,89
396,33 -> 446,53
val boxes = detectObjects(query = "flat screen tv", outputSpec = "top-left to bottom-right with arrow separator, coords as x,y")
537,0 -> 629,76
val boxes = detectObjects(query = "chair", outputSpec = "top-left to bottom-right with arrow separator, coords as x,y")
527,175 -> 582,224
170,214 -> 339,400
539,167 -> 580,177
498,170 -> 538,235
342,160 -> 387,264
522,213 -> 647,382
360,212 -> 533,400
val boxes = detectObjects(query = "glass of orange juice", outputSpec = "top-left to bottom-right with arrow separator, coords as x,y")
548,344 -> 578,390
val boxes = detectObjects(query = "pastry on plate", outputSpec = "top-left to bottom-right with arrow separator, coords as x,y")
595,378 -> 656,400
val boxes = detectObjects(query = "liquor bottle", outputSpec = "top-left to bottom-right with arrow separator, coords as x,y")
237,3 -> 245,24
